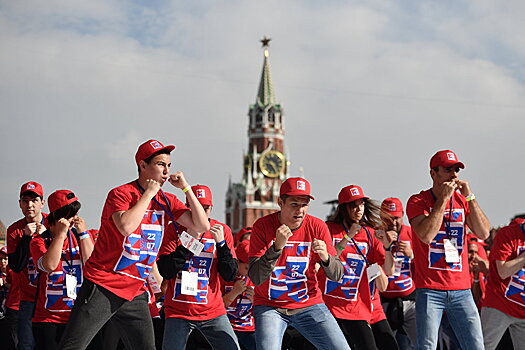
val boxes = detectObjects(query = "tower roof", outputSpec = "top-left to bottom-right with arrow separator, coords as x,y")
256,36 -> 276,107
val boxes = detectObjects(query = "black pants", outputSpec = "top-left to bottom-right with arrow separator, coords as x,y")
372,319 -> 399,350
337,319 -> 377,350
33,322 -> 66,350
58,279 -> 155,350
0,307 -> 18,349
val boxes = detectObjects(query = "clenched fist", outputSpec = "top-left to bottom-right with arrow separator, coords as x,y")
274,224 -> 293,251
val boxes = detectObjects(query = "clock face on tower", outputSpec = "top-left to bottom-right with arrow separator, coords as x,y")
259,150 -> 285,178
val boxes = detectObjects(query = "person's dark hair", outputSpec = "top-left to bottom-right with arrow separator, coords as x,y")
328,198 -> 384,230
48,197 -> 81,226
20,191 -> 43,201
137,149 -> 171,174
279,194 -> 290,202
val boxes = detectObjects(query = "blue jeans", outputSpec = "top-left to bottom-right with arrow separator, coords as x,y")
415,288 -> 483,350
18,300 -> 35,350
254,304 -> 351,350
163,314 -> 240,350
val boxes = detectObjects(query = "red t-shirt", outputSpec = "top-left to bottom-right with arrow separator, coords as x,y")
483,224 -> 525,319
30,230 -> 88,323
250,213 -> 337,309
5,268 -> 20,310
406,190 -> 471,290
381,225 -> 416,298
223,276 -> 255,332
319,223 -> 384,321
161,219 -> 236,321
7,215 -> 48,302
84,182 -> 188,301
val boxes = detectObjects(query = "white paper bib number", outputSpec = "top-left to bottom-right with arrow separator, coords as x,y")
65,274 -> 78,299
181,270 -> 198,296
444,238 -> 460,263
367,263 -> 382,282
180,231 -> 204,256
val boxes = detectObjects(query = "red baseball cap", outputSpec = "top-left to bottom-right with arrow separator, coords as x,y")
381,197 -> 403,217
235,239 -> 250,263
338,185 -> 368,205
234,227 -> 252,245
48,190 -> 79,213
510,218 -> 525,225
20,181 -> 44,198
135,139 -> 175,165
0,246 -> 7,255
279,177 -> 315,200
191,185 -> 213,206
467,233 -> 488,247
430,150 -> 465,169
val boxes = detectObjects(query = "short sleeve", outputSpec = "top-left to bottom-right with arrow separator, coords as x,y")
29,236 -> 48,272
490,227 -> 515,262
370,235 -> 386,265
406,193 -> 430,222
250,218 -> 272,258
105,187 -> 133,217
169,195 -> 190,222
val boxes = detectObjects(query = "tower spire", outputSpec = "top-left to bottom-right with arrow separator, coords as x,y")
256,36 -> 276,107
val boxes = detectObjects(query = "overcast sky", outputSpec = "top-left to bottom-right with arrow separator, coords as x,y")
1,1 -> 524,232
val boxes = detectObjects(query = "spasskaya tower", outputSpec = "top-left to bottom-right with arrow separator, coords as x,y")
225,37 -> 289,233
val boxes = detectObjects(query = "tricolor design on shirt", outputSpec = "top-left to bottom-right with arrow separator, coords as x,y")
325,240 -> 367,301
225,284 -> 254,329
173,238 -> 215,304
45,249 -> 82,312
114,210 -> 164,280
269,241 -> 310,303
505,246 -> 525,308
428,208 -> 465,271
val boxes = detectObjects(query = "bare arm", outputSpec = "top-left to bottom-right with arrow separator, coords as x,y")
410,198 -> 448,245
39,219 -> 69,272
72,217 -> 94,263
169,172 -> 210,233
112,179 -> 160,237
459,180 -> 490,240
495,252 -> 525,280
374,268 -> 389,292
375,230 -> 396,276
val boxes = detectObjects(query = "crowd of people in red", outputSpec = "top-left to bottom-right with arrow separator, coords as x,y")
0,141 -> 523,350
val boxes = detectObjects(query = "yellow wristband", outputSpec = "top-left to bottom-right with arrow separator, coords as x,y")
465,193 -> 476,202
182,186 -> 191,193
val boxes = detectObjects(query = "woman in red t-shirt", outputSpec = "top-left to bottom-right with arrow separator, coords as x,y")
319,185 -> 397,350
29,190 -> 94,350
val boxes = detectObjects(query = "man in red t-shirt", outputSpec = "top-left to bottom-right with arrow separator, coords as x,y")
58,140 -> 210,350
157,184 -> 239,349
481,222 -> 525,349
406,150 -> 490,350
6,181 -> 47,350
248,177 -> 350,350
380,197 -> 417,348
